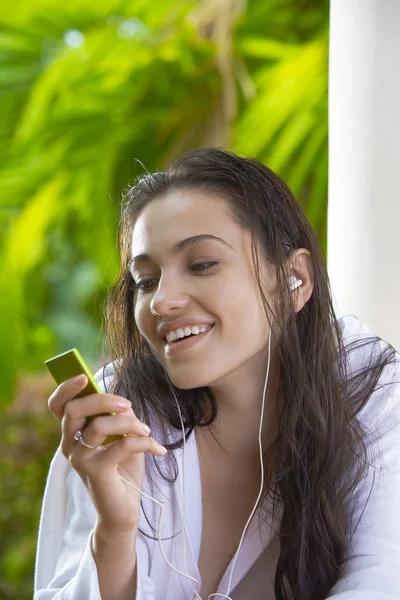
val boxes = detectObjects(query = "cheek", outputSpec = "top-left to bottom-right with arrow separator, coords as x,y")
134,300 -> 149,337
224,287 -> 269,345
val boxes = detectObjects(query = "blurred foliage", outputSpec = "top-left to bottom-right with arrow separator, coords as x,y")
0,410 -> 60,599
0,0 -> 329,406
0,0 -> 329,597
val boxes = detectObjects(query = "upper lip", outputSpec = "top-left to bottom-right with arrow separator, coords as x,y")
158,318 -> 215,341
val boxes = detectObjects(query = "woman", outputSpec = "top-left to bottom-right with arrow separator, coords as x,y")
34,148 -> 400,600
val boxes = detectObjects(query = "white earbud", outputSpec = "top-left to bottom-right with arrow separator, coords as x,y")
289,275 -> 302,291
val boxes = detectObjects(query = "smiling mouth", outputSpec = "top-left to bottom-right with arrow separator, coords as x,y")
163,325 -> 214,354
163,324 -> 214,344
170,334 -> 195,343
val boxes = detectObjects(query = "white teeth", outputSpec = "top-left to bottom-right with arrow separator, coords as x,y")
165,324 -> 211,344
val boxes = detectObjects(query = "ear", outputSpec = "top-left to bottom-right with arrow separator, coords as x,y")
287,249 -> 314,313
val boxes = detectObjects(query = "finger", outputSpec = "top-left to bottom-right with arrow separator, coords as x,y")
48,374 -> 134,422
69,432 -> 167,476
95,435 -> 168,470
48,374 -> 89,421
64,413 -> 151,449
62,393 -> 133,424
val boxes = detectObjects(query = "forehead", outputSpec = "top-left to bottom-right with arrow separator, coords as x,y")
131,189 -> 239,251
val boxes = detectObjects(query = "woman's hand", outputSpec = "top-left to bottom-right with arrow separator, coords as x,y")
48,374 -> 167,534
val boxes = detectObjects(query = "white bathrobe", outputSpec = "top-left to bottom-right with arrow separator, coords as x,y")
34,315 -> 400,599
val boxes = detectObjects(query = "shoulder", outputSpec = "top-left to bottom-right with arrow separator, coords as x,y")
338,314 -> 399,372
338,313 -> 400,389
338,314 -> 400,459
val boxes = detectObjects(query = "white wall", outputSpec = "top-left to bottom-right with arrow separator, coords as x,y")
328,0 -> 400,351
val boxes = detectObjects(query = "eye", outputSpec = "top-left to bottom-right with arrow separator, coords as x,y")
134,261 -> 218,293
191,261 -> 218,272
134,279 -> 156,292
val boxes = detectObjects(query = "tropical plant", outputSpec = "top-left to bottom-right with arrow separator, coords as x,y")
0,1 -> 329,597
0,0 -> 329,408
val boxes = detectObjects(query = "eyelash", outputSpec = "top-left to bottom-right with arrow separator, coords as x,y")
134,262 -> 218,292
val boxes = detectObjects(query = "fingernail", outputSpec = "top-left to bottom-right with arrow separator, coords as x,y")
158,445 -> 168,455
141,424 -> 151,435
72,374 -> 87,385
116,401 -> 131,410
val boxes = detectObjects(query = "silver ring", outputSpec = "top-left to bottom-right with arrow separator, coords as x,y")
74,429 -> 100,450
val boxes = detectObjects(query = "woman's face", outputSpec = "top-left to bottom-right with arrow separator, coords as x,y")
130,188 -> 276,390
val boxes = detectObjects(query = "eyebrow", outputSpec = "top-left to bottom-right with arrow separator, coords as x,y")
128,234 -> 234,270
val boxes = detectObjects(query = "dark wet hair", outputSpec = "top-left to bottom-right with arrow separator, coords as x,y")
103,147 -> 398,600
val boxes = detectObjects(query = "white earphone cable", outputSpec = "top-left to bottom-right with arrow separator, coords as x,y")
118,326 -> 272,600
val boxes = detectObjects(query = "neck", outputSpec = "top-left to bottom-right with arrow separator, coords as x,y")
197,349 -> 281,468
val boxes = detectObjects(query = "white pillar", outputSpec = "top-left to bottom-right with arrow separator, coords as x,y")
328,0 -> 400,351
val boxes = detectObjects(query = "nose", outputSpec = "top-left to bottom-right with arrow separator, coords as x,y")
150,276 -> 190,316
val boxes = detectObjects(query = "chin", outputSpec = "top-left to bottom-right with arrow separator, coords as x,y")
166,373 -> 210,390
162,363 -> 220,390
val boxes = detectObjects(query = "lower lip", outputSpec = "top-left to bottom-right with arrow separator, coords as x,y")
164,326 -> 214,356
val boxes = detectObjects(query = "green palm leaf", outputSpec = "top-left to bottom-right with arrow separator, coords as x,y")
0,0 -> 328,408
